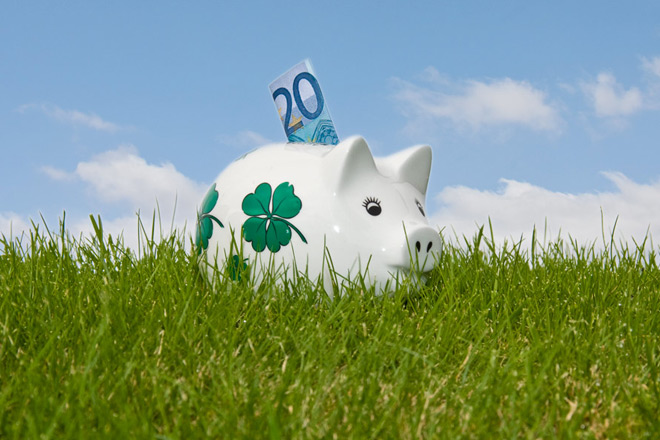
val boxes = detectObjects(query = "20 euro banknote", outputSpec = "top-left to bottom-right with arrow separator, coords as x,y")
269,60 -> 339,145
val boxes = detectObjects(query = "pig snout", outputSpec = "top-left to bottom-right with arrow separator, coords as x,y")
399,225 -> 442,272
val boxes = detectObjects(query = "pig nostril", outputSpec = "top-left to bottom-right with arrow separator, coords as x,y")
427,242 -> 432,252
415,241 -> 421,252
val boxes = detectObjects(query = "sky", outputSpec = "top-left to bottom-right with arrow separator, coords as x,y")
2,1 -> 660,250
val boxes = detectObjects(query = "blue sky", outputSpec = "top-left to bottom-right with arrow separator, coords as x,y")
2,1 -> 660,247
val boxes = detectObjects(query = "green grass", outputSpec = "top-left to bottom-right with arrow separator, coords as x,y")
1,217 -> 660,439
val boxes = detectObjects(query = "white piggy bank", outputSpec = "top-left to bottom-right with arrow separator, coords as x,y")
195,136 -> 441,293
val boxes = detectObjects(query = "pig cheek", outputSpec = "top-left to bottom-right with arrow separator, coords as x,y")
357,209 -> 403,258
327,200 -> 379,253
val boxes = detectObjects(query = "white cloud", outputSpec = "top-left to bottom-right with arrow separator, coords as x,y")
217,130 -> 273,149
431,172 -> 660,249
18,103 -> 123,132
394,73 -> 561,132
0,212 -> 31,240
581,73 -> 643,117
40,165 -> 76,181
642,56 -> 660,78
69,145 -> 206,209
641,56 -> 660,109
415,66 -> 451,85
36,145 -> 208,250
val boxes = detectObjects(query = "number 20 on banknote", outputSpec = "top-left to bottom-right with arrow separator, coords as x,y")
269,60 -> 339,145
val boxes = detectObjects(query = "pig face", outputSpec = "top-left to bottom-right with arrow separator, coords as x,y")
320,137 -> 441,283
196,136 -> 441,293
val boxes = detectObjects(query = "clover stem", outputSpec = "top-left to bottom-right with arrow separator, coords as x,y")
277,218 -> 308,243
206,214 -> 224,228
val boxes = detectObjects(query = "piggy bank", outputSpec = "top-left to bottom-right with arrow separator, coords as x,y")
195,136 -> 441,294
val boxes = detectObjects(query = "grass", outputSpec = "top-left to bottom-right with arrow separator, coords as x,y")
1,216 -> 660,439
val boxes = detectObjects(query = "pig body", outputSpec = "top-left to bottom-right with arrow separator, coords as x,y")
196,136 -> 441,293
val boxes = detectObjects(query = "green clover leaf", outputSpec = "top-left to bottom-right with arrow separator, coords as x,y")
272,181 -> 302,219
241,182 -> 307,253
242,183 -> 271,216
196,183 -> 224,254
243,217 -> 268,252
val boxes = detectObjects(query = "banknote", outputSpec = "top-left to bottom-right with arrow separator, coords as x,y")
269,60 -> 339,145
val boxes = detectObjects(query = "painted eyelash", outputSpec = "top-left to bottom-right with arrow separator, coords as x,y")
362,196 -> 381,207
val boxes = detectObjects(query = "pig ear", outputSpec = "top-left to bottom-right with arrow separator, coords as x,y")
375,145 -> 432,195
324,136 -> 378,193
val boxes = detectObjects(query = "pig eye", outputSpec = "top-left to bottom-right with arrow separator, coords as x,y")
362,197 -> 382,216
415,199 -> 426,217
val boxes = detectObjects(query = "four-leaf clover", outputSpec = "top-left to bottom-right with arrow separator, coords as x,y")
242,182 -> 307,253
195,183 -> 224,254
